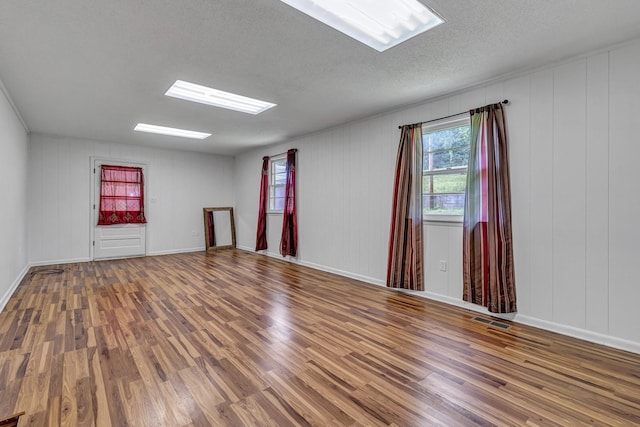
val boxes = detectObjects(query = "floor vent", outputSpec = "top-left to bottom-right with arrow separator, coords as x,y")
30,268 -> 65,276
472,316 -> 511,330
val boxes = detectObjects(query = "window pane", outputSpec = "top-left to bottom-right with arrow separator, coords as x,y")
423,124 -> 471,152
422,121 -> 470,216
125,183 -> 140,197
423,194 -> 465,215
425,147 -> 469,171
272,160 -> 287,185
423,124 -> 471,171
423,173 -> 467,194
274,172 -> 287,185
269,158 -> 287,211
274,197 -> 285,210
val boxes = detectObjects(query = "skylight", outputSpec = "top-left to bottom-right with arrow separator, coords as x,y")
165,80 -> 276,115
280,0 -> 444,52
134,123 -> 211,139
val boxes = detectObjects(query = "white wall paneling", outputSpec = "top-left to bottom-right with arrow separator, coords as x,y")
528,69 -> 555,322
584,53 -> 610,335
609,42 -> 640,344
27,134 -> 235,264
0,82 -> 29,311
424,225 -> 450,296
503,75 -> 531,316
234,39 -> 640,353
552,59 -> 587,329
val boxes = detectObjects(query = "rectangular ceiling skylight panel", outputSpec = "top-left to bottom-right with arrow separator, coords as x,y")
165,80 -> 276,115
280,0 -> 444,52
134,123 -> 211,139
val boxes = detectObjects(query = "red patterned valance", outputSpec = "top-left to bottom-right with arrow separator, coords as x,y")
97,165 -> 147,225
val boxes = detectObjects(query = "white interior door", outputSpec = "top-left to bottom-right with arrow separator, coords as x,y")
93,159 -> 147,260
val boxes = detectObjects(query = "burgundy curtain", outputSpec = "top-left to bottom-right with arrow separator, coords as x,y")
463,103 -> 516,313
255,156 -> 269,251
280,149 -> 298,257
98,165 -> 146,225
387,124 -> 424,290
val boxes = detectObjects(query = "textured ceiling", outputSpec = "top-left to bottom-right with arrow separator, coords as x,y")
1,0 -> 640,155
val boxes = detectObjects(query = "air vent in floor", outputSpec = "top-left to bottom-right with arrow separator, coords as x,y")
472,316 -> 511,330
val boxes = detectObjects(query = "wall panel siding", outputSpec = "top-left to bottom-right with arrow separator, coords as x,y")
0,84 -> 29,311
27,134 -> 235,264
552,59 -> 587,329
234,39 -> 640,352
425,225 -> 449,296
503,75 -> 531,315
585,52 -> 610,335
528,69 -> 555,322
609,42 -> 640,343
447,225 -> 464,299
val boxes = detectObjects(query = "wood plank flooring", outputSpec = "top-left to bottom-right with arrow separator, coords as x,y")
0,249 -> 639,426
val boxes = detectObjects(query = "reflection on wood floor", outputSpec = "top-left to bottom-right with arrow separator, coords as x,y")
0,249 -> 639,426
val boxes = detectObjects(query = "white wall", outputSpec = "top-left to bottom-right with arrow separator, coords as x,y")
234,39 -> 640,353
28,134 -> 235,264
0,84 -> 29,311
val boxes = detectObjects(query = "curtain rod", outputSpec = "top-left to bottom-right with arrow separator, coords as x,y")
268,148 -> 298,158
398,99 -> 509,129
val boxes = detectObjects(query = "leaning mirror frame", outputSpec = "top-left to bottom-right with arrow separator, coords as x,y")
203,207 -> 236,251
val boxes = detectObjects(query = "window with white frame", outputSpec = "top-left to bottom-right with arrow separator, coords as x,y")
422,117 -> 471,218
268,155 -> 287,212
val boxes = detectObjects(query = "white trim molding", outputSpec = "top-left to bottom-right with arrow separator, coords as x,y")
0,264 -> 30,313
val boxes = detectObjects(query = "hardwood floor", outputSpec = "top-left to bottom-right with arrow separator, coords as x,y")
0,249 -> 639,426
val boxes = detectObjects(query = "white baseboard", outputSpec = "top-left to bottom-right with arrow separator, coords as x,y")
299,259 -> 385,287
29,257 -> 92,267
0,263 -> 30,313
29,247 -> 206,265
237,246 -> 640,355
401,290 -> 640,354
147,247 -> 204,256
238,245 -> 384,285
511,314 -> 640,355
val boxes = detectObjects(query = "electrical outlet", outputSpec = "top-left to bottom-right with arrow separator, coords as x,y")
439,261 -> 447,272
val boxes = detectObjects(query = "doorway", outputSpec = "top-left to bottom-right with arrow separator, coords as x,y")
92,158 -> 147,260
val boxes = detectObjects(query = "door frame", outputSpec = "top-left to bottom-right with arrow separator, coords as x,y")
90,157 -> 149,260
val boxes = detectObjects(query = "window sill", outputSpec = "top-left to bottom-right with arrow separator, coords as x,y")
424,215 -> 463,224
267,211 -> 283,215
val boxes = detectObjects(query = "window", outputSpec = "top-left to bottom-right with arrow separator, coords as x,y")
268,156 -> 287,212
422,117 -> 471,218
97,164 -> 147,225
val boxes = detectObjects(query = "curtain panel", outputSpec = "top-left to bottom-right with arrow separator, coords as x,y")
463,103 -> 516,313
98,165 -> 146,225
280,149 -> 298,257
387,124 -> 424,291
255,156 -> 269,251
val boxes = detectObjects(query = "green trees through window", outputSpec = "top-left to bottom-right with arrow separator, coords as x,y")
422,120 -> 471,216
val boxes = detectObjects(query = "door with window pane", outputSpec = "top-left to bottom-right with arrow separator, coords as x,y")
93,159 -> 147,259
